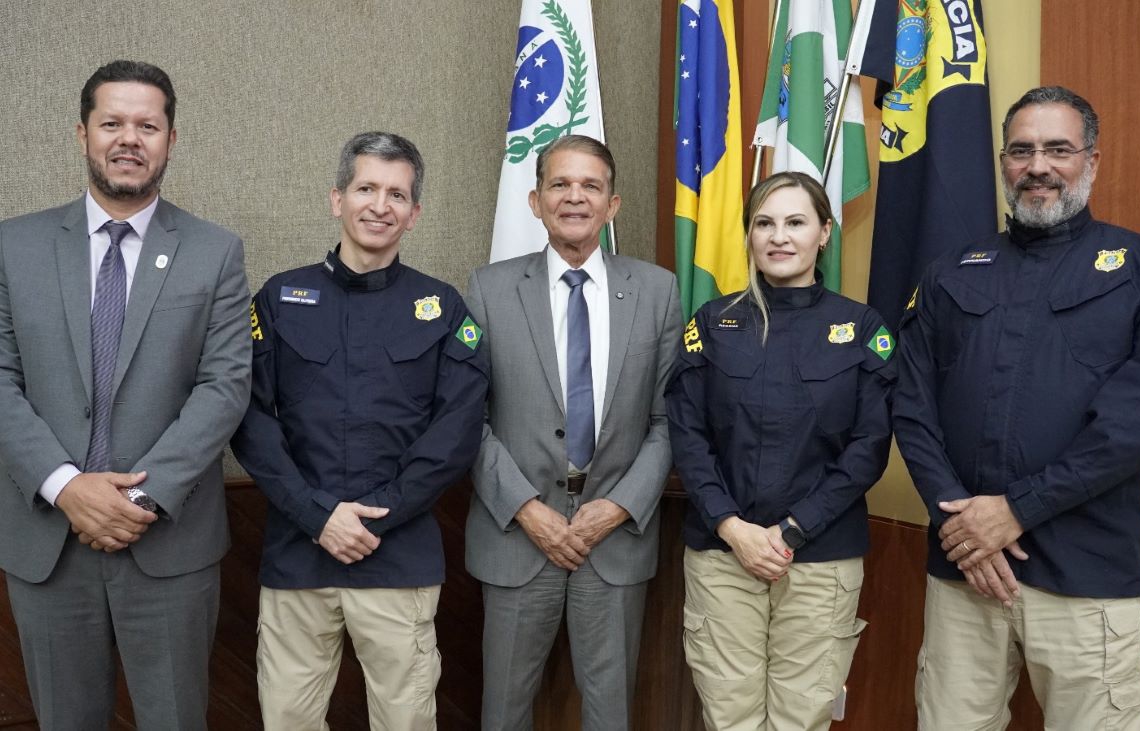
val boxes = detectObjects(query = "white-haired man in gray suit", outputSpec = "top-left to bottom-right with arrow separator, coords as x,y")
0,60 -> 251,729
465,134 -> 682,730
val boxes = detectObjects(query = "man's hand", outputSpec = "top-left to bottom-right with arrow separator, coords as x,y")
717,517 -> 792,582
516,498 -> 589,571
57,471 -> 156,552
939,495 -> 1024,569
569,498 -> 629,550
961,542 -> 1029,607
318,503 -> 390,565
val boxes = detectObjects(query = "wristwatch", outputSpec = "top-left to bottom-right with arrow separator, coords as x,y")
125,487 -> 158,513
779,517 -> 806,550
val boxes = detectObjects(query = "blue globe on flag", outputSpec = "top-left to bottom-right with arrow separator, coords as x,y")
508,26 -> 566,132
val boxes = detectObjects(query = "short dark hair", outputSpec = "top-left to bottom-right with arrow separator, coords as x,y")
1002,86 -> 1098,149
334,132 -> 425,203
81,60 -> 176,127
535,135 -> 616,193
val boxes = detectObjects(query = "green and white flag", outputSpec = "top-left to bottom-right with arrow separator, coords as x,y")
753,0 -> 870,291
490,0 -> 607,263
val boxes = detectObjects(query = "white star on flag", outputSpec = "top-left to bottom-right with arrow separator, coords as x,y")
534,55 -> 547,68
536,92 -> 548,104
681,70 -> 690,79
519,77 -> 531,89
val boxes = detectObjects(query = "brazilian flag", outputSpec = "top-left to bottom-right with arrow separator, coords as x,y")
860,0 -> 997,328
673,0 -> 748,320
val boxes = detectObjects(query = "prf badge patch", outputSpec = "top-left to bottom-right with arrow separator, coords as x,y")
280,286 -> 320,305
456,317 -> 482,350
828,322 -> 855,344
415,295 -> 442,321
1095,249 -> 1127,272
683,317 -> 703,353
249,300 -> 264,341
959,250 -> 998,266
867,325 -> 894,361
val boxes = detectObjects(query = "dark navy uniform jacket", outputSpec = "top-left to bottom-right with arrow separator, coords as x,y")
894,208 -> 1140,597
231,249 -> 489,589
666,281 -> 896,563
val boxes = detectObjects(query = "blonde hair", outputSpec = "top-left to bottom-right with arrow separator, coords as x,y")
729,171 -> 834,341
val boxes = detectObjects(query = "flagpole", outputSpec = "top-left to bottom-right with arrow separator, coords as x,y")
752,0 -> 785,188
823,0 -> 871,182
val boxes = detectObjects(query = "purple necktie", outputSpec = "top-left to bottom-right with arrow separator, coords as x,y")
85,221 -> 130,472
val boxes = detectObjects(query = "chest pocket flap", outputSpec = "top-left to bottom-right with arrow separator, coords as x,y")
1049,274 -> 1132,312
385,329 -> 444,404
1050,275 -> 1135,368
275,318 -> 337,364
798,346 -> 865,381
704,336 -> 762,379
272,318 -> 337,407
939,277 -> 996,316
799,347 -> 864,434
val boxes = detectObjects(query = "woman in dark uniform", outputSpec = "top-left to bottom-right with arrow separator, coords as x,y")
666,171 -> 895,730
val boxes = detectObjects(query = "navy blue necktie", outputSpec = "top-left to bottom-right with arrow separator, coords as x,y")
86,221 -> 130,472
561,268 -> 594,468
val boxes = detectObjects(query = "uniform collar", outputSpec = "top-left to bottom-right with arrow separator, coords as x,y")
760,272 -> 825,310
322,245 -> 402,291
1007,206 -> 1093,249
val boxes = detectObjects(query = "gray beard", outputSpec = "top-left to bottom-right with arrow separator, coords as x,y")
87,155 -> 166,202
1004,162 -> 1093,229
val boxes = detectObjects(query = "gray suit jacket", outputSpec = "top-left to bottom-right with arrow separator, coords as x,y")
464,249 -> 682,587
0,197 -> 252,583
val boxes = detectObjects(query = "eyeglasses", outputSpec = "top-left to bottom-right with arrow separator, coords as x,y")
1000,144 -> 1094,164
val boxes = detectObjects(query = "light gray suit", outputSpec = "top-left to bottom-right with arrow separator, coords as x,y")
465,249 -> 681,730
0,197 -> 251,729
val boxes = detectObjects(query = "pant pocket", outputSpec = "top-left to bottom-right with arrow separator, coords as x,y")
1104,602 -> 1140,716
813,618 -> 868,701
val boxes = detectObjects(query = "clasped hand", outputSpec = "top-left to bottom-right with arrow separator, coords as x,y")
938,495 -> 1028,607
58,471 -> 157,552
717,517 -> 792,582
515,498 -> 629,571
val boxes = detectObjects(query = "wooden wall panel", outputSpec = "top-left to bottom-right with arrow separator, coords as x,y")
1,485 -> 1048,729
1041,1 -> 1140,233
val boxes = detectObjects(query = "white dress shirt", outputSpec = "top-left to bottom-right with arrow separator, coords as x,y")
546,244 -> 609,471
38,192 -> 158,505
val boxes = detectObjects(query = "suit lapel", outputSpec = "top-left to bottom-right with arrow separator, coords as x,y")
601,253 -> 638,427
518,252 -> 565,413
57,200 -> 94,401
113,200 -> 179,393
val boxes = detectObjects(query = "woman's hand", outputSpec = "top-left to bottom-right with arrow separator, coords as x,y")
717,516 -> 793,581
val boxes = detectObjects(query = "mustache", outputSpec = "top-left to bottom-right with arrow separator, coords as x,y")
109,147 -> 147,162
1015,173 -> 1063,191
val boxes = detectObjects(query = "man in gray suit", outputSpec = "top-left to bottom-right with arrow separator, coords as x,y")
466,135 -> 682,730
0,60 -> 251,729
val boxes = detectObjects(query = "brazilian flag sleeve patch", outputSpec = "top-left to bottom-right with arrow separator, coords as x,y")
867,325 -> 895,361
456,316 -> 482,350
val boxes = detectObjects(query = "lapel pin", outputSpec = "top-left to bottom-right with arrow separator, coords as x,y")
155,255 -> 168,269
615,291 -> 625,300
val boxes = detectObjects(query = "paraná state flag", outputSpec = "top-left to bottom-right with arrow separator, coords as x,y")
491,0 -> 608,262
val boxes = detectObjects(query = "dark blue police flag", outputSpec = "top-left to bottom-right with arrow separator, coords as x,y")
848,0 -> 997,328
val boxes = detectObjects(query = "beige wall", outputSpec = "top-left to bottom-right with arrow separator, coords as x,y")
0,1 -> 661,288
0,1 -> 661,478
